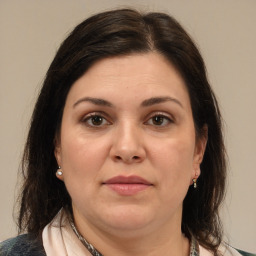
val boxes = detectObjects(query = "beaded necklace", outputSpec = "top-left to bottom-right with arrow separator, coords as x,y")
69,217 -> 199,256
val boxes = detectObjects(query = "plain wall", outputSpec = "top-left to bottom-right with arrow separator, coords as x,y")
0,0 -> 255,252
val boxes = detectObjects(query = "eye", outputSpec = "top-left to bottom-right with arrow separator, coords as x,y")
146,114 -> 173,126
82,113 -> 110,127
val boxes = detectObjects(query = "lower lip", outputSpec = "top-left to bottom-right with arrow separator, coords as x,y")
104,183 -> 151,196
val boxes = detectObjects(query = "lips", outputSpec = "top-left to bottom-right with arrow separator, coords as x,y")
104,175 -> 152,185
103,175 -> 152,196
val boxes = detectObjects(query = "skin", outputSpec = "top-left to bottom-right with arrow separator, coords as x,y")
55,52 -> 207,256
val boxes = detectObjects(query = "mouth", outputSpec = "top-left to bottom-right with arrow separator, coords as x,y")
102,175 -> 153,196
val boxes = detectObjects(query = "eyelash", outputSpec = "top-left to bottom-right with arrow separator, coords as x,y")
81,112 -> 173,128
144,112 -> 174,127
81,112 -> 111,128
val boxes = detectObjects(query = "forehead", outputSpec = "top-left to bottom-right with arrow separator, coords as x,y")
66,53 -> 191,109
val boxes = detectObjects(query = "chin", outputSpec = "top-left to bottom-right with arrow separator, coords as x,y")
100,205 -> 154,232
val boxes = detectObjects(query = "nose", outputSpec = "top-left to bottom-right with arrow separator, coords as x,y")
110,122 -> 146,164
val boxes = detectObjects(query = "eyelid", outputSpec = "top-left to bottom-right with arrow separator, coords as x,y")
144,111 -> 174,126
81,111 -> 112,126
81,111 -> 110,120
80,111 -> 174,127
145,111 -> 174,121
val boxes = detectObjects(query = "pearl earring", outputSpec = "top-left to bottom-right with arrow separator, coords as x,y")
56,166 -> 63,176
192,178 -> 197,188
192,171 -> 199,189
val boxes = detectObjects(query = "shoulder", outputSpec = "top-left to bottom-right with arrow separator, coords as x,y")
0,234 -> 46,256
218,243 -> 256,256
199,242 -> 255,256
234,249 -> 256,256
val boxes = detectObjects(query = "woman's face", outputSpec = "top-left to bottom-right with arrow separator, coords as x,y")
55,53 -> 206,237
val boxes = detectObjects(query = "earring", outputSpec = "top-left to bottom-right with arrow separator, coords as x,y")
192,178 -> 197,188
56,166 -> 63,176
192,170 -> 199,189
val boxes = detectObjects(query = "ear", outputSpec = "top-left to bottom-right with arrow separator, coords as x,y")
54,136 -> 61,164
193,125 -> 208,173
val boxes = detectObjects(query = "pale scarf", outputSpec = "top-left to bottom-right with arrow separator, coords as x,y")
42,210 -> 242,256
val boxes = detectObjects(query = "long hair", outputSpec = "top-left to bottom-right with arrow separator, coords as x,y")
18,9 -> 226,255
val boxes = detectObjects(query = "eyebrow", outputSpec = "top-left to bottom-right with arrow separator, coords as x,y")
73,96 -> 183,108
73,97 -> 113,108
141,96 -> 183,108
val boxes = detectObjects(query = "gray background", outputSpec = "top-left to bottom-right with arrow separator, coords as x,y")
0,0 -> 255,252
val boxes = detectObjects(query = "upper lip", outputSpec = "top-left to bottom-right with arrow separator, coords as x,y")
103,175 -> 152,185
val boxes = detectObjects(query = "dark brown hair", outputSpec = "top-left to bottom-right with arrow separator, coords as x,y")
18,8 -> 226,255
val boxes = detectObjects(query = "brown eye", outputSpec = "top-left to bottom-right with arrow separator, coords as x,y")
91,115 -> 103,126
152,116 -> 165,125
82,114 -> 110,127
146,114 -> 173,127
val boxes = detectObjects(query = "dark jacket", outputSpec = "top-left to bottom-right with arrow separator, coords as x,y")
0,234 -> 46,256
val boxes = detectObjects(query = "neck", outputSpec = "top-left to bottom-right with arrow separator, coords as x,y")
71,211 -> 190,256
97,232 -> 190,256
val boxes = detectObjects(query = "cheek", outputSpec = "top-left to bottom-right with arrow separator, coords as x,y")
149,137 -> 195,187
60,133 -> 110,182
59,136 -> 109,207
59,109 -> 110,170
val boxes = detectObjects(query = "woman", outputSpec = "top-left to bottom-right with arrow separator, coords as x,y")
0,8 -> 254,256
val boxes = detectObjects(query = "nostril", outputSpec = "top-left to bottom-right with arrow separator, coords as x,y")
114,155 -> 140,161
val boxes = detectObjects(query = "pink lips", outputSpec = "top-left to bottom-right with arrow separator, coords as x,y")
103,175 -> 152,196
